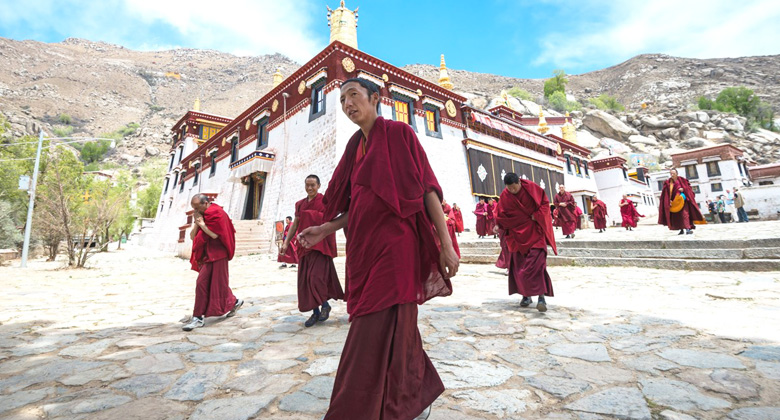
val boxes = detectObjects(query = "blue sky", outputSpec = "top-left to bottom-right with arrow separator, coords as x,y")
1,0 -> 779,79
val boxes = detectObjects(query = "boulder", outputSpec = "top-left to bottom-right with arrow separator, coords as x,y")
661,148 -> 687,161
599,137 -> 632,155
145,146 -> 160,157
629,134 -> 658,146
678,112 -> 699,123
696,111 -> 710,123
583,110 -> 635,141
660,127 -> 680,140
721,117 -> 744,132
575,130 -> 602,149
641,116 -> 677,129
680,137 -> 713,149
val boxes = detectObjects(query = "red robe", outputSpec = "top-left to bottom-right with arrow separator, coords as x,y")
486,201 -> 497,235
322,117 -> 448,419
496,180 -> 556,297
188,203 -> 238,318
495,230 -> 510,269
620,199 -> 643,228
554,191 -> 577,235
277,224 -> 299,264
295,193 -> 342,312
658,176 -> 705,230
592,200 -> 608,229
574,205 -> 583,230
474,202 -> 489,236
442,203 -> 461,258
452,207 -> 464,233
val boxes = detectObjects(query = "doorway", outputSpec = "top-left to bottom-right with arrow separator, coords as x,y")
242,172 -> 266,220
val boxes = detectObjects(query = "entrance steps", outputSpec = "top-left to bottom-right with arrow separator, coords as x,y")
233,220 -> 271,256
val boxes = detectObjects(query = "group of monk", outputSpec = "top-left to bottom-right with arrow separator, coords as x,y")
473,196 -> 498,238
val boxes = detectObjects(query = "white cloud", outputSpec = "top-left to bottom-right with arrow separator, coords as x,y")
534,0 -> 780,71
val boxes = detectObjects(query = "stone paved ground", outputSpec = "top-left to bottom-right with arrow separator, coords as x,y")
1,244 -> 779,420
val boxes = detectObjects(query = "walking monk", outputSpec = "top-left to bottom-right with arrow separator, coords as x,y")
619,195 -> 643,231
591,195 -> 608,233
495,173 -> 556,312
474,197 -> 489,238
659,168 -> 705,235
452,203 -> 464,235
486,198 -> 498,238
278,216 -> 298,268
442,200 -> 461,258
554,185 -> 577,238
281,175 -> 344,328
184,194 -> 243,331
298,78 -> 458,420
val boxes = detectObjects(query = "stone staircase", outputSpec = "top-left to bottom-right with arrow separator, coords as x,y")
459,237 -> 780,271
233,220 -> 272,256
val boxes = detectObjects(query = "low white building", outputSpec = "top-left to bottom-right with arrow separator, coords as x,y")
592,156 -> 657,225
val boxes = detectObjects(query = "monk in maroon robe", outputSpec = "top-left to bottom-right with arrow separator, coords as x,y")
619,195 -> 644,230
496,173 -> 557,312
281,175 -> 344,328
452,203 -> 464,235
554,185 -> 577,238
277,216 -> 298,267
474,198 -> 489,238
591,195 -> 608,232
486,198 -> 497,238
495,229 -> 510,271
442,200 -> 461,258
184,194 -> 242,331
658,168 -> 706,235
574,205 -> 583,230
298,78 -> 458,420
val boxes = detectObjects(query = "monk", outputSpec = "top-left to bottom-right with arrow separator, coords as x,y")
554,184 -> 577,238
442,200 -> 461,258
298,78 -> 458,420
474,197 -> 489,238
278,216 -> 298,268
659,168 -> 705,235
591,195 -> 608,233
486,198 -> 497,238
184,194 -> 243,331
452,203 -> 464,235
281,175 -> 344,328
574,205 -> 583,230
495,229 -> 510,272
495,173 -> 556,312
619,195 -> 643,231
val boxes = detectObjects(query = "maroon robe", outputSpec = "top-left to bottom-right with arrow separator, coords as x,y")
495,230 -> 510,269
322,117 -> 450,419
474,202 -> 489,236
592,200 -> 608,230
486,201 -> 497,234
452,207 -> 464,233
620,199 -> 643,228
658,176 -> 705,230
188,203 -> 238,317
295,193 -> 343,312
497,180 -> 556,298
554,191 -> 577,235
277,224 -> 299,264
442,203 -> 461,258
574,205 -> 583,230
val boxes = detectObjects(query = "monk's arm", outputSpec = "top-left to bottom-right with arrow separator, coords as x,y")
297,213 -> 348,248
189,223 -> 200,240
282,217 -> 300,249
197,222 -> 219,239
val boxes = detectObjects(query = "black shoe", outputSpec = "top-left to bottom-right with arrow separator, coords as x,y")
520,296 -> 533,307
280,264 -> 287,268
678,229 -> 685,235
565,235 -> 570,239
318,304 -> 331,322
290,264 -> 296,268
686,229 -> 693,235
537,298 -> 547,312
304,312 -> 319,327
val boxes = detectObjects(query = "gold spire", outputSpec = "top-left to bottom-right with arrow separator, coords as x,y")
327,1 -> 359,49
561,111 -> 578,144
537,109 -> 549,135
272,68 -> 283,88
193,97 -> 201,112
438,54 -> 454,90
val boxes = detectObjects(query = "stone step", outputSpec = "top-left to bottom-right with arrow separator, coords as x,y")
456,238 -> 780,251
556,247 -> 780,260
547,256 -> 780,272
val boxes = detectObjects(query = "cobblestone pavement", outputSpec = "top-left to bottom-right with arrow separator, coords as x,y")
1,244 -> 779,420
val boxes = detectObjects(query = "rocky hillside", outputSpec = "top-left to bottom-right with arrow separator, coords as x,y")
1,37 -> 778,167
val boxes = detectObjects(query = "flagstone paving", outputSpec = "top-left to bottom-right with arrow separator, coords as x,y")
0,244 -> 779,419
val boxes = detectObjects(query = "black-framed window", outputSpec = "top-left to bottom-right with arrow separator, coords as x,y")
177,146 -> 184,164
423,105 -> 442,139
309,82 -> 326,121
172,172 -> 179,193
159,203 -> 164,214
179,172 -> 186,192
622,168 -> 628,180
685,165 -> 699,179
711,182 -> 723,192
565,155 -> 573,174
657,180 -> 665,191
256,118 -> 269,150
706,161 -> 721,177
209,153 -> 217,177
168,153 -> 175,171
583,161 -> 590,177
163,178 -> 170,194
230,137 -> 239,163
391,94 -> 417,131
692,185 -> 701,193
738,162 -> 744,176
192,167 -> 200,186
574,158 -> 582,177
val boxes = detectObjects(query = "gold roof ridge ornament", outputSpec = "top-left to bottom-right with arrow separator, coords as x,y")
561,111 -> 578,144
272,68 -> 283,88
438,54 -> 454,90
327,1 -> 359,49
193,97 -> 201,112
537,108 -> 549,135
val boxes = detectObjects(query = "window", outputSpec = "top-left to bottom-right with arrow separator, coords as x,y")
159,203 -> 164,214
172,172 -> 179,192
393,99 -> 410,124
168,153 -> 175,171
692,185 -> 701,194
179,172 -> 186,192
209,153 -> 217,177
574,158 -> 582,177
657,180 -> 665,191
711,182 -> 723,192
565,156 -> 573,174
423,106 -> 442,139
193,167 -> 200,186
256,118 -> 269,150
583,161 -> 590,177
706,161 -> 721,177
200,125 -> 219,141
309,82 -> 326,121
163,178 -> 169,194
177,146 -> 184,164
685,165 -> 699,179
230,137 -> 239,163
622,168 -> 628,180
738,163 -> 744,176
759,180 -> 774,186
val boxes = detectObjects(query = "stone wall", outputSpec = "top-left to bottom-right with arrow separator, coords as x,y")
741,184 -> 780,220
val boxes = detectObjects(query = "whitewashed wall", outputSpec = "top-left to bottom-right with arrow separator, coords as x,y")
740,184 -> 780,220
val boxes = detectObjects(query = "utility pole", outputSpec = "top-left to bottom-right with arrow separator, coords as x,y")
20,130 -> 44,268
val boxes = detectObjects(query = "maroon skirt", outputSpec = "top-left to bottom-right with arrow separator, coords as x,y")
193,258 -> 237,317
508,248 -> 554,298
297,250 -> 344,312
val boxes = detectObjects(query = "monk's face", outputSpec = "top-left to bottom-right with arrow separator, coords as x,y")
305,177 -> 320,198
190,197 -> 209,214
286,217 -> 292,225
558,185 -> 566,194
506,183 -> 521,194
670,169 -> 679,180
340,82 -> 379,127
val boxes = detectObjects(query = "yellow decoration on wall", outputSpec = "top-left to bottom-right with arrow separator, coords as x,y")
298,81 -> 306,94
382,73 -> 389,82
445,100 -> 457,118
272,99 -> 279,112
245,119 -> 251,130
342,57 -> 355,73
416,89 -> 423,96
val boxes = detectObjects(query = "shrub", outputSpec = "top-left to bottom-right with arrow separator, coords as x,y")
543,69 -> 568,99
697,96 -> 714,110
80,140 -> 111,164
507,87 -> 534,101
548,91 -> 582,113
588,94 -> 625,111
58,113 -> 73,125
52,125 -> 74,137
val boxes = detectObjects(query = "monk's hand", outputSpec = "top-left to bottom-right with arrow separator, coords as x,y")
194,215 -> 205,227
298,226 -> 326,249
678,188 -> 684,192
440,245 -> 459,279
492,225 -> 499,234
280,243 -> 288,254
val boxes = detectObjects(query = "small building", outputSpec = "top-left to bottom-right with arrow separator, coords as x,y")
749,163 -> 780,186
592,156 -> 657,225
740,162 -> 780,220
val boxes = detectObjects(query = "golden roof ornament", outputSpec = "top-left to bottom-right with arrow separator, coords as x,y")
537,109 -> 549,135
193,97 -> 201,112
272,68 -> 283,88
327,1 -> 359,49
438,54 -> 454,90
561,111 -> 578,144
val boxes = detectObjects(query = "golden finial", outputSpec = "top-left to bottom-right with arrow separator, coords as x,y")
438,54 -> 454,90
272,68 -> 283,87
561,111 -> 578,144
327,1 -> 359,49
538,109 -> 549,135
193,97 -> 201,112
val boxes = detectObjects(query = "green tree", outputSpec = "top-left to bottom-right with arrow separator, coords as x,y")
507,87 -> 534,101
112,202 -> 136,250
714,87 -> 759,116
697,96 -> 714,110
80,140 -> 111,164
548,91 -> 582,112
588,94 -> 625,111
138,184 -> 162,218
0,200 -> 22,249
543,69 -> 568,98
